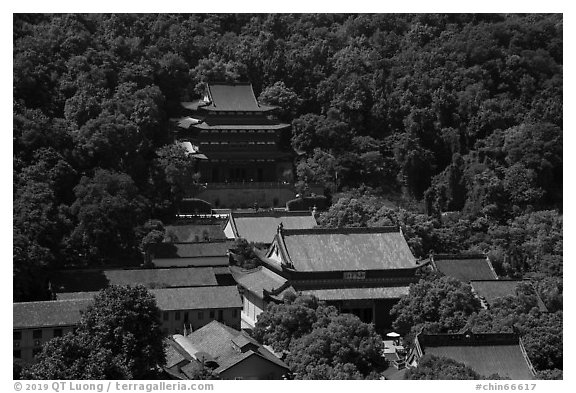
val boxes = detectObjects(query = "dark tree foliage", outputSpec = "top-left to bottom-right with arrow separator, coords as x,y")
253,294 -> 331,353
253,295 -> 385,379
229,238 -> 263,269
390,276 -> 481,337
286,313 -> 385,380
67,169 -> 149,266
22,285 -> 166,379
465,294 -> 563,373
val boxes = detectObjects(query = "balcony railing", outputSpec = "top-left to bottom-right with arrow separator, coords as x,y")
199,181 -> 294,190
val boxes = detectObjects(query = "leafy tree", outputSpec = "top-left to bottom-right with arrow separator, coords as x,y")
21,334 -> 128,379
253,295 -> 332,353
536,369 -> 562,380
258,81 -> 303,121
178,361 -> 221,380
286,313 -> 385,380
149,143 -> 199,219
391,276 -> 481,336
23,285 -> 165,379
229,238 -> 262,269
67,169 -> 149,266
79,285 -> 166,378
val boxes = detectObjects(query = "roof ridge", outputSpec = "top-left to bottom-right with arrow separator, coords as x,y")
13,298 -> 92,306
280,226 -> 400,236
433,253 -> 487,260
158,240 -> 234,245
231,210 -> 312,218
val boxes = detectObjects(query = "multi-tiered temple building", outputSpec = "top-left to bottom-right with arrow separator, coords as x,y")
173,82 -> 298,208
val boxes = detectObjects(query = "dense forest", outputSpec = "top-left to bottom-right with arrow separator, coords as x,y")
14,14 -> 562,359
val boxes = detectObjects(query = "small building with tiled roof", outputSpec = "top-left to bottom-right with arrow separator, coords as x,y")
164,320 -> 289,380
165,219 -> 227,242
470,280 -> 548,312
223,210 -> 317,245
229,265 -> 291,328
431,253 -> 498,282
240,226 -> 425,328
49,267 -> 218,293
407,331 -> 536,379
13,299 -> 92,362
149,241 -> 233,268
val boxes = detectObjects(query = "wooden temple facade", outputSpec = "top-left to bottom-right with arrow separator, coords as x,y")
173,83 -> 295,208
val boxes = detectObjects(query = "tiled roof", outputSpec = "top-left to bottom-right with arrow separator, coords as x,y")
56,292 -> 98,300
425,345 -> 535,379
50,267 -> 218,292
150,241 -> 232,258
13,299 -> 92,329
279,227 -> 417,272
203,83 -> 275,112
56,286 -> 243,312
201,150 -> 292,160
470,280 -> 548,312
229,211 -> 317,244
299,286 -> 410,301
419,333 -> 535,379
165,340 -> 190,368
229,266 -> 287,296
165,224 -> 227,242
432,254 -> 498,282
151,286 -> 242,311
194,123 -> 289,130
183,321 -> 289,373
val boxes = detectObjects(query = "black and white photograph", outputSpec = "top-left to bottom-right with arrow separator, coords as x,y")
11,8 -> 564,384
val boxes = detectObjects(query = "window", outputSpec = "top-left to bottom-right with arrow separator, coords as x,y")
53,329 -> 63,338
232,309 -> 238,318
184,312 -> 189,323
175,311 -> 181,321
217,310 -> 223,321
163,312 -> 169,321
32,348 -> 41,357
209,310 -> 215,319
13,331 -> 21,341
33,340 -> 41,347
32,330 -> 42,339
13,350 -> 21,358
198,311 -> 204,320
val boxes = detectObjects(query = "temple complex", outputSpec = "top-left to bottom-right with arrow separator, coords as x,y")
233,226 -> 425,329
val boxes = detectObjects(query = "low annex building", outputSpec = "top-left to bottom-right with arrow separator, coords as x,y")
49,266 -> 219,293
148,241 -> 234,268
223,210 -> 317,245
407,331 -> 536,379
57,286 -> 243,335
164,320 -> 290,380
430,253 -> 498,282
13,299 -> 92,362
470,280 -> 548,312
236,226 -> 424,328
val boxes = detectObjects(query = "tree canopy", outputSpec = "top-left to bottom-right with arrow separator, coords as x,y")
22,285 -> 165,379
